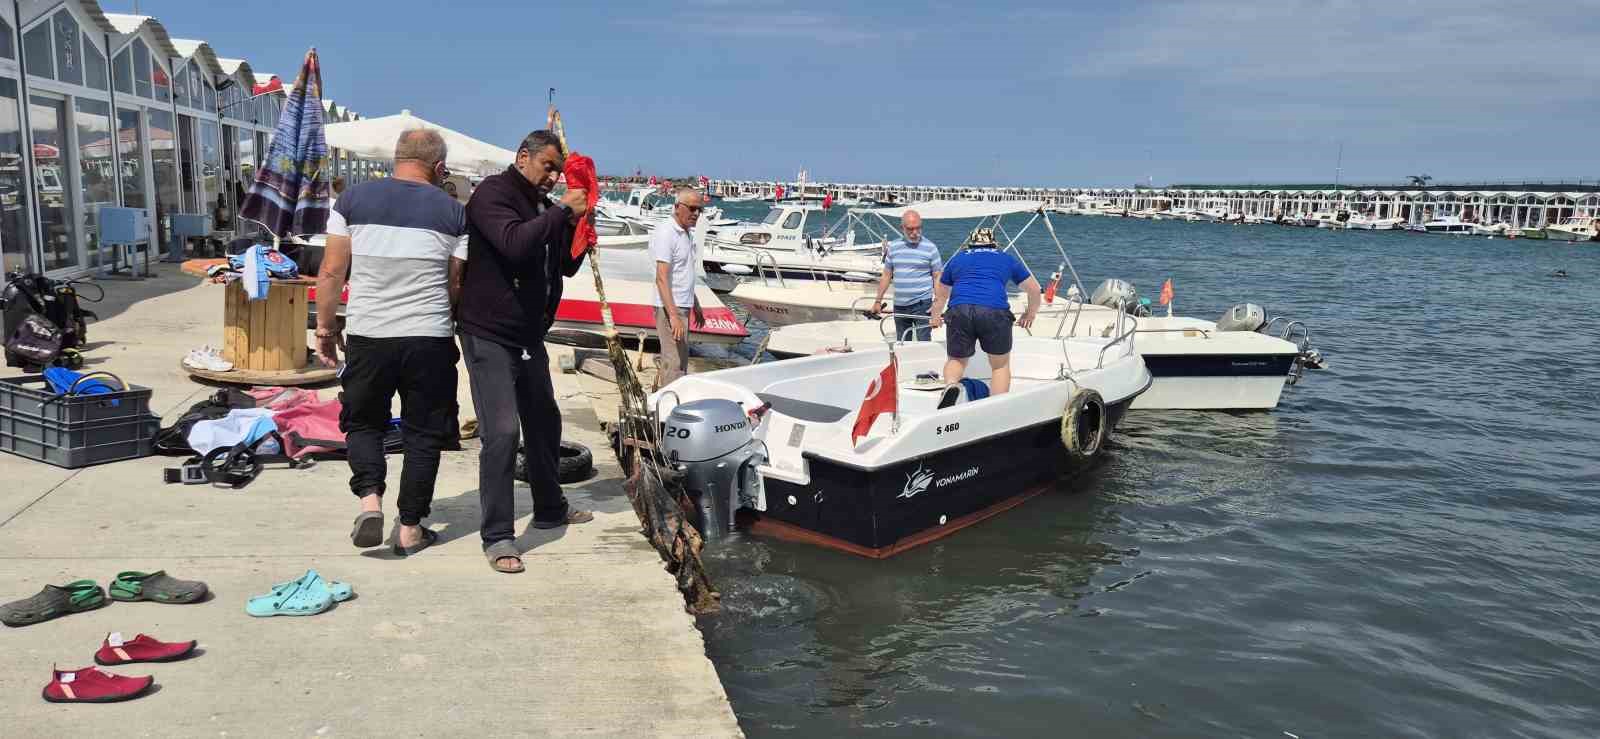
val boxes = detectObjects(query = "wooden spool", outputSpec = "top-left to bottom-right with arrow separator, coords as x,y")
221,278 -> 312,371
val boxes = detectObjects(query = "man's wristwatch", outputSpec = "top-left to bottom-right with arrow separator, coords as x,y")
315,327 -> 339,339
555,202 -> 574,219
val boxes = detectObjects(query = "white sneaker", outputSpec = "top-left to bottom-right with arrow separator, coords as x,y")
183,346 -> 233,372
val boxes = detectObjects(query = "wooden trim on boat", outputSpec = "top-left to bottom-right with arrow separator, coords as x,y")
742,482 -> 1051,559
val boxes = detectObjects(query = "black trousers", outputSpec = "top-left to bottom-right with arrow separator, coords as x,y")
339,335 -> 460,526
461,333 -> 569,548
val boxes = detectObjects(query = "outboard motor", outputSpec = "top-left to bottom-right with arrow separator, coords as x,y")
660,399 -> 765,541
1090,279 -> 1139,313
1217,303 -> 1268,332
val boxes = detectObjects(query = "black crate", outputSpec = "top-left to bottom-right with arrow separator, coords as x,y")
0,374 -> 160,468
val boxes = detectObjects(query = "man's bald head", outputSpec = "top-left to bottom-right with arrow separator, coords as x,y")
902,210 -> 924,242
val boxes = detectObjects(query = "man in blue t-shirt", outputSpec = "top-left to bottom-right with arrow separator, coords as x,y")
930,228 -> 1041,399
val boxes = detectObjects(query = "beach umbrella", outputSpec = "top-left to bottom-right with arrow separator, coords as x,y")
239,48 -> 331,240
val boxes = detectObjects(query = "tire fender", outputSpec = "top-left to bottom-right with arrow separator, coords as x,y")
1060,388 -> 1107,459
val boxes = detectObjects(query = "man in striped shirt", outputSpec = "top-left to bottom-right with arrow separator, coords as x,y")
871,210 -> 941,341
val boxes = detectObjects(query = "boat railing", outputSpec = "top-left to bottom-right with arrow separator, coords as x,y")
876,313 -> 935,344
1095,302 -> 1139,369
748,249 -> 788,289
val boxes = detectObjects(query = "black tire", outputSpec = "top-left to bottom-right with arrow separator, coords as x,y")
515,441 -> 595,484
1060,389 -> 1107,459
558,440 -> 593,483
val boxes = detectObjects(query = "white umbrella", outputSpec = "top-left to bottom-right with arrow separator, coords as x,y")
323,109 -> 516,176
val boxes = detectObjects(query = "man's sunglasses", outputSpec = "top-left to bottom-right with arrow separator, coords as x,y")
678,203 -> 703,213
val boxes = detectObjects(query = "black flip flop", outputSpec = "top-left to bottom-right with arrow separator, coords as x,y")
485,542 -> 524,574
391,526 -> 439,558
351,511 -> 384,548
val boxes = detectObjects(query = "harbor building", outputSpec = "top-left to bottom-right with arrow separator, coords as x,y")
1,1 -> 388,279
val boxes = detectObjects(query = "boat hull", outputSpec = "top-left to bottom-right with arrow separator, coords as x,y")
1544,227 -> 1596,241
1132,353 -> 1297,410
749,395 -> 1136,558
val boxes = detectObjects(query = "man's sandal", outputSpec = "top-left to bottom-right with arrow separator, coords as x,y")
109,571 -> 209,604
485,542 -> 524,574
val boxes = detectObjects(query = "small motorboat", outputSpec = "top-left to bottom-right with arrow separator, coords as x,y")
548,260 -> 749,349
1420,215 -> 1474,234
1512,226 -> 1548,240
1544,215 -> 1598,241
1346,214 -> 1405,230
650,332 -> 1149,557
764,285 -> 1321,411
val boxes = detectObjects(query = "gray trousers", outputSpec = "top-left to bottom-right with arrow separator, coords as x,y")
460,333 -> 569,548
654,307 -> 690,387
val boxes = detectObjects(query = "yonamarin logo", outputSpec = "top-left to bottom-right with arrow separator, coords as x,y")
899,461 -> 981,500
899,461 -> 934,499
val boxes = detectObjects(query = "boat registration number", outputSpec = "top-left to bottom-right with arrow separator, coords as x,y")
934,422 -> 960,436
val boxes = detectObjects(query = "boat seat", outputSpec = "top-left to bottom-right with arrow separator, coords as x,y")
757,393 -> 852,423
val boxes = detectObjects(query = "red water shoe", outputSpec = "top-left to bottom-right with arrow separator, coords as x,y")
41,666 -> 153,703
94,632 -> 197,665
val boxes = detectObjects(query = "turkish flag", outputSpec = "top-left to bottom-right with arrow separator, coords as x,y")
648,175 -> 657,186
1044,271 -> 1061,303
1159,278 -> 1174,306
564,153 -> 599,260
775,185 -> 785,200
851,354 -> 898,446
823,193 -> 833,210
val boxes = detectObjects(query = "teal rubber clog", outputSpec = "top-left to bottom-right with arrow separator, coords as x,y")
245,570 -> 338,617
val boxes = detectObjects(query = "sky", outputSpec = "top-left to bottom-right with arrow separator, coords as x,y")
128,0 -> 1600,187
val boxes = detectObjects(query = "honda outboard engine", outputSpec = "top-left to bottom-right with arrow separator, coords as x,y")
1090,279 -> 1139,312
1217,303 -> 1268,332
660,399 -> 765,541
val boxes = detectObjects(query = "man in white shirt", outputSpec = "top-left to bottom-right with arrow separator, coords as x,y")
650,188 -> 705,386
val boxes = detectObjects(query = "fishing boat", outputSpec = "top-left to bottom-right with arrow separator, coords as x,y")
763,286 -> 1321,411
1544,215 -> 1598,241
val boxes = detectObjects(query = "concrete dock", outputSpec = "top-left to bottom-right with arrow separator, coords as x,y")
0,268 -> 741,737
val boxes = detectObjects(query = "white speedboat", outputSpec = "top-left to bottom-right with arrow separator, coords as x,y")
1471,222 -> 1510,236
1347,214 -> 1404,230
764,295 -> 1317,411
1544,215 -> 1597,241
603,187 -> 729,232
720,193 -> 762,203
649,333 -> 1149,557
705,203 -> 867,255
721,199 -> 1048,325
1420,215 -> 1474,234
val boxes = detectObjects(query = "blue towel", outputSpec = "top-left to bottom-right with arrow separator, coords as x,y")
959,378 -> 990,401
43,367 -> 120,406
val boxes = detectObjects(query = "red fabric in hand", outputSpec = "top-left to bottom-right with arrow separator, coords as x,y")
565,153 -> 600,260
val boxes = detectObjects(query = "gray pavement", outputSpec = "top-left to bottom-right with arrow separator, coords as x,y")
0,266 -> 740,737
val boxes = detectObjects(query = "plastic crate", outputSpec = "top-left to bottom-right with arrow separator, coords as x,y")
0,373 -> 160,468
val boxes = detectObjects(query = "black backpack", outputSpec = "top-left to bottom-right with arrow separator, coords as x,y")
1,272 -> 100,368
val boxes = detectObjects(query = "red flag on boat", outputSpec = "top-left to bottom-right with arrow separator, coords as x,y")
699,175 -> 709,188
1159,278 -> 1174,306
1044,268 -> 1062,303
648,175 -> 657,186
851,354 -> 898,446
775,185 -> 785,200
823,193 -> 833,210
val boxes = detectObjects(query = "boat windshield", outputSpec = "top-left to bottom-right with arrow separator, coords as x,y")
761,208 -> 784,225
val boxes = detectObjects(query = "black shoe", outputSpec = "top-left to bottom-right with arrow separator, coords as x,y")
937,385 -> 961,409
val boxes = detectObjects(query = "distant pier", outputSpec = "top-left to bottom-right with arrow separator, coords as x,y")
708,179 -> 1600,229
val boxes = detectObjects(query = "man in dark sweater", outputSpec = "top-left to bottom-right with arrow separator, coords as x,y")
458,130 -> 595,574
